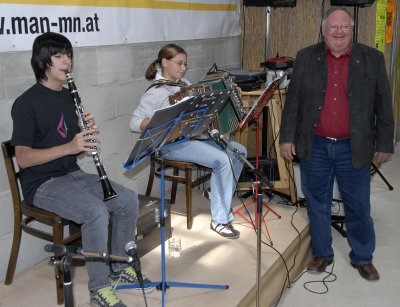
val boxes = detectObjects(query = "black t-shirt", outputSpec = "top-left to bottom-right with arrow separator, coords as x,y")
11,82 -> 80,204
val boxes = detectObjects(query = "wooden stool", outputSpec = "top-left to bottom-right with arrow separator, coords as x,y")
146,156 -> 211,229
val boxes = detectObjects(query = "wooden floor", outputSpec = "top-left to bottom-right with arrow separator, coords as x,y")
0,189 -> 310,307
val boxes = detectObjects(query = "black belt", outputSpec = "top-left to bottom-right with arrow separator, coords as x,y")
320,136 -> 350,142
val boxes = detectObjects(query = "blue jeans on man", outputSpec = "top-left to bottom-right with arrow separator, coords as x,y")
300,136 -> 375,265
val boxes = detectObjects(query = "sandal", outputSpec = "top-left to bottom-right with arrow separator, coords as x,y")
210,221 -> 240,239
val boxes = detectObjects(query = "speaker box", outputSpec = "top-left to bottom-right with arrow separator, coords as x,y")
330,0 -> 374,6
244,0 -> 296,7
136,194 -> 172,258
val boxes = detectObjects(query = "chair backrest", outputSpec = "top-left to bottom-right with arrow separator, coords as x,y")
2,140 -> 81,240
2,140 -> 81,305
2,140 -> 24,216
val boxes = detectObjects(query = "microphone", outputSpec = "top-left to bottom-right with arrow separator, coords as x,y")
125,241 -> 143,286
209,129 -> 227,149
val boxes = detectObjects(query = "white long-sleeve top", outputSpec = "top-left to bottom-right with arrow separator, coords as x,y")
130,71 -> 190,132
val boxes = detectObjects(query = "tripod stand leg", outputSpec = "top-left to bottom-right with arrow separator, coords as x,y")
371,162 -> 394,190
263,203 -> 281,219
260,216 -> 273,246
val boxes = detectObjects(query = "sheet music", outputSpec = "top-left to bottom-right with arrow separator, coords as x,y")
238,75 -> 286,129
124,90 -> 231,170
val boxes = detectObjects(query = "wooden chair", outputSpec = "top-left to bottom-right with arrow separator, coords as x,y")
2,140 -> 81,305
146,156 -> 211,229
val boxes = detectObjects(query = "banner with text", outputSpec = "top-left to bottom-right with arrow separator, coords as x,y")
0,0 -> 240,52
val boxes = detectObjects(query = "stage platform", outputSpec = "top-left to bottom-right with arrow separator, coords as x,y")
0,188 -> 311,307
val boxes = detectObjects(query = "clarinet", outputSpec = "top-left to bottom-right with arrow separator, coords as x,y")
65,71 -> 118,201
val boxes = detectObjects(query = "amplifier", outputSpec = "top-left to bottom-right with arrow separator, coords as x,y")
244,0 -> 296,7
330,0 -> 374,6
136,194 -> 172,258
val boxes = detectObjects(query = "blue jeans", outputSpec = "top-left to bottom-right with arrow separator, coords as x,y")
300,136 -> 375,264
33,170 -> 139,292
161,139 -> 246,224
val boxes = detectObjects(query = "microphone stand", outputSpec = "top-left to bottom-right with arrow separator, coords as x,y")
210,131 -> 272,307
45,244 -> 142,307
49,254 -> 74,307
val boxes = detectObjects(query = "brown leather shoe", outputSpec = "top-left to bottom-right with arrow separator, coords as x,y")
351,262 -> 380,281
307,256 -> 333,273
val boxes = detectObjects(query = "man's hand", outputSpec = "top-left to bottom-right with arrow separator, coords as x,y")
280,142 -> 296,161
374,152 -> 392,163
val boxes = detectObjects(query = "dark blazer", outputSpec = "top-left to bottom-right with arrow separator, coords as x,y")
280,42 -> 394,169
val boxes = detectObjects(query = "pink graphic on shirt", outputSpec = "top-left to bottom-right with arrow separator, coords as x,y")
57,113 -> 68,139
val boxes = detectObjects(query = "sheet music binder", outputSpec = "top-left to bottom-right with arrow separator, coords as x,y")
238,75 -> 286,129
124,90 -> 231,170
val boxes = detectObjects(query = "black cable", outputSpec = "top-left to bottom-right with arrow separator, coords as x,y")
272,202 -> 303,307
303,260 -> 337,294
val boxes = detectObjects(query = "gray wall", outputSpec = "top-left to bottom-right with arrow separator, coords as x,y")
0,36 -> 241,282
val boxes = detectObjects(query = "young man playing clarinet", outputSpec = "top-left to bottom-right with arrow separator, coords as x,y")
11,32 -> 151,307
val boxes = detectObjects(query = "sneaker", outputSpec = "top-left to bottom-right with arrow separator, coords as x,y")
203,187 -> 211,201
110,267 -> 154,293
90,286 -> 126,307
210,221 -> 240,239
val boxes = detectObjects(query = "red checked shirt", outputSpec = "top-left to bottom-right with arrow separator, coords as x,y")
315,47 -> 351,138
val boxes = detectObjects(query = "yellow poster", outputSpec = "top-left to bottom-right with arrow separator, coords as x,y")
375,0 -> 387,52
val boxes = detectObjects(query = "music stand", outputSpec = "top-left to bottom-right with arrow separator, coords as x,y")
232,76 -> 285,245
121,90 -> 232,306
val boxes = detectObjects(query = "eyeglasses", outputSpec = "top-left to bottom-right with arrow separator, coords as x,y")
168,59 -> 189,69
325,24 -> 353,32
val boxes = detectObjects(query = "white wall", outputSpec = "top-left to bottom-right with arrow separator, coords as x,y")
0,36 -> 241,282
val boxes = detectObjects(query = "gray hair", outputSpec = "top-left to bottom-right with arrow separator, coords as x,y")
321,7 -> 355,29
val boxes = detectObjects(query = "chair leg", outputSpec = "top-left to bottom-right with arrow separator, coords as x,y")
185,168 -> 193,230
170,167 -> 179,204
5,219 -> 22,285
54,223 -> 65,305
145,157 -> 156,196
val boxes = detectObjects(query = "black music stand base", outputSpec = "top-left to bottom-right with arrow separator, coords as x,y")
331,214 -> 347,238
116,157 -> 228,306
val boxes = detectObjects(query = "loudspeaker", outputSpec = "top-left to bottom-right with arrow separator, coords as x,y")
330,0 -> 375,6
244,0 -> 296,7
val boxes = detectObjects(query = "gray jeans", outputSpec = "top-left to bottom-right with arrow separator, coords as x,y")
33,170 -> 138,292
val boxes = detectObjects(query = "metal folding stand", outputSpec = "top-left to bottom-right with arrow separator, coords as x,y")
44,245 -> 76,307
232,116 -> 280,245
232,77 -> 285,245
210,134 -> 272,307
56,255 -> 74,307
122,90 -> 233,306
371,162 -> 394,190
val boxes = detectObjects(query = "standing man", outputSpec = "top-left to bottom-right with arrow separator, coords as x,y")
279,8 -> 394,280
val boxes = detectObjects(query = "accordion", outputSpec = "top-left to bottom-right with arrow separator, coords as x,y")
199,71 -> 246,136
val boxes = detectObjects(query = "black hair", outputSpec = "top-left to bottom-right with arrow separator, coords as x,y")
31,32 -> 73,82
